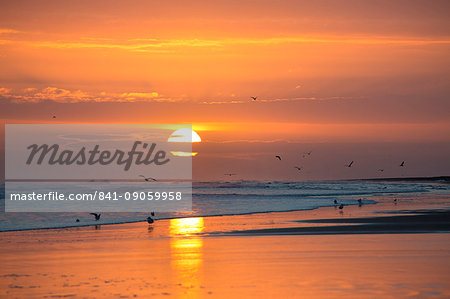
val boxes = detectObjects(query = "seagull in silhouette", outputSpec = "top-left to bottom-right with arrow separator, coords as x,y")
339,204 -> 344,209
76,219 -> 80,222
90,213 -> 101,221
139,175 -> 157,182
294,166 -> 302,171
302,151 -> 312,158
378,169 -> 384,172
224,173 -> 236,176
147,212 -> 156,224
52,115 -> 56,119
251,96 -> 257,101
399,161 -> 405,167
275,155 -> 281,160
357,198 -> 363,205
346,161 -> 354,167
334,199 -> 338,204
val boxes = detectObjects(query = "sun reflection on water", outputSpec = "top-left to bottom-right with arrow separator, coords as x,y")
169,217 -> 204,236
169,218 -> 204,296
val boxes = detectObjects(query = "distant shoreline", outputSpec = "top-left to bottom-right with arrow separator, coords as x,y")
353,176 -> 450,183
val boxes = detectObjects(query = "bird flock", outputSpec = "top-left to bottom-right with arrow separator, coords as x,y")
272,154 -> 406,177
225,148 -> 406,178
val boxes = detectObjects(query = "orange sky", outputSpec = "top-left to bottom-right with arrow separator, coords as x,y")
1,0 -> 449,180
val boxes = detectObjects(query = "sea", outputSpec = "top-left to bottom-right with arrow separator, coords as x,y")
1,180 -> 449,232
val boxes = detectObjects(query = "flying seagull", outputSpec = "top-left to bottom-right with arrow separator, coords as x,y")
275,155 -> 281,160
346,161 -> 354,168
399,161 -> 405,167
52,115 -> 56,119
302,151 -> 312,158
224,173 -> 236,176
90,213 -> 101,221
294,166 -> 302,171
378,169 -> 384,172
251,96 -> 257,101
139,175 -> 157,182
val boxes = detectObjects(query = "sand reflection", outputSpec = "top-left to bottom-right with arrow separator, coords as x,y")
169,218 -> 204,296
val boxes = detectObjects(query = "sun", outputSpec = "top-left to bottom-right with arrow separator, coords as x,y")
168,128 -> 201,143
168,128 -> 201,157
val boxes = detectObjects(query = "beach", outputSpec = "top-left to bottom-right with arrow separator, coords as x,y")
1,192 -> 449,298
2,0 -> 450,297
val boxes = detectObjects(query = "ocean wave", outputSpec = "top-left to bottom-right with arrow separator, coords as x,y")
0,180 -> 449,232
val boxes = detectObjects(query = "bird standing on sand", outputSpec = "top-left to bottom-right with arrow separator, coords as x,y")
334,199 -> 338,204
76,219 -> 80,222
346,161 -> 354,168
400,161 -> 405,167
357,198 -> 362,205
275,155 -> 282,160
147,212 -> 156,224
251,96 -> 257,101
90,213 -> 101,221
339,204 -> 344,209
139,175 -> 157,182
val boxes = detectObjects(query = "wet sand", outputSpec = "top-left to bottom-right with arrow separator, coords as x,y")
0,193 -> 449,298
226,211 -> 450,235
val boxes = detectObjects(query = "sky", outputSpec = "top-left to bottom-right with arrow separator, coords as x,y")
1,0 -> 449,180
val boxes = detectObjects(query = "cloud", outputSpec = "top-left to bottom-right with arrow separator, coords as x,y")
38,37 -> 450,51
24,38 -> 223,53
199,96 -> 360,104
0,28 -> 19,35
120,92 -> 159,99
0,28 -> 19,44
0,87 -> 172,103
201,100 -> 246,104
0,87 -> 12,95
0,33 -> 449,53
0,86 -> 366,104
